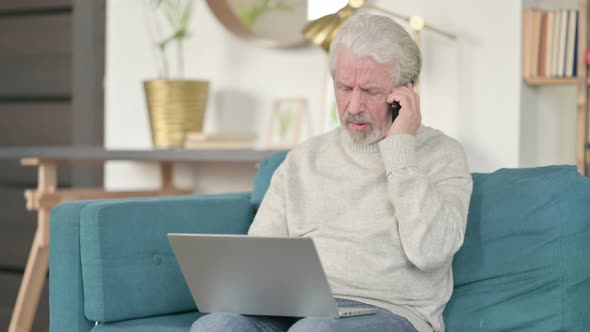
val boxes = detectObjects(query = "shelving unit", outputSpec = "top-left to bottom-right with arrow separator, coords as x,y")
523,0 -> 589,175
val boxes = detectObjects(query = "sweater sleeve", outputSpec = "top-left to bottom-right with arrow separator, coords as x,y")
248,161 -> 289,236
378,134 -> 473,272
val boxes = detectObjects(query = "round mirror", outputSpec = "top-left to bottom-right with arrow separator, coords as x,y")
206,0 -> 309,48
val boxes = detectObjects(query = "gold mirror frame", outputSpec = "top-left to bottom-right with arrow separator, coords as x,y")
206,0 -> 309,49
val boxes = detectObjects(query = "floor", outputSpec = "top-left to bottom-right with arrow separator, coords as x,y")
0,271 -> 49,332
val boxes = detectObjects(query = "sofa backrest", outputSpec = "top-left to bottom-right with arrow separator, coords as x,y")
254,152 -> 590,331
251,150 -> 289,210
444,165 -> 590,330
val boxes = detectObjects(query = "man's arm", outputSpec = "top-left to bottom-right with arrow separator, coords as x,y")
379,134 -> 473,272
248,162 -> 289,236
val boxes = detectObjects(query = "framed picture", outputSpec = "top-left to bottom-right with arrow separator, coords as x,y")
266,98 -> 307,149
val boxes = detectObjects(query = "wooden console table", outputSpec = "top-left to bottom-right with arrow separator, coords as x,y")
0,147 -> 275,332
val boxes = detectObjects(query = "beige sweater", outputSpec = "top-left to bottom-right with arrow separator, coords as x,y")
248,125 -> 473,332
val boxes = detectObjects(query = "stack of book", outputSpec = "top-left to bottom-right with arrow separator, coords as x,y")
184,133 -> 257,150
522,8 -> 579,79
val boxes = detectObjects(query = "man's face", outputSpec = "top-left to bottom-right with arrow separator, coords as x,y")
334,49 -> 396,144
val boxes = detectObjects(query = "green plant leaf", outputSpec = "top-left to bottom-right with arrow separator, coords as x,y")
180,0 -> 193,26
148,0 -> 194,78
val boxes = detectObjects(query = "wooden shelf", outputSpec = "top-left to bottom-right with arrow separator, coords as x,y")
524,77 -> 579,85
522,0 -> 588,175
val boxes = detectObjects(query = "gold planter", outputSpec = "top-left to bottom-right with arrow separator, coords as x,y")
144,79 -> 210,148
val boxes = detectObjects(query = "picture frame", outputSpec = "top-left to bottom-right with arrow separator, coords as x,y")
266,98 -> 307,149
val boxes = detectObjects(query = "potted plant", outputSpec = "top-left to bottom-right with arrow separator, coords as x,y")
143,0 -> 209,148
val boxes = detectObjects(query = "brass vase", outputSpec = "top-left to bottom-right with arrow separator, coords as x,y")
144,79 -> 210,148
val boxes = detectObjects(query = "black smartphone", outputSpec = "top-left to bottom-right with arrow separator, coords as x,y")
390,101 -> 401,122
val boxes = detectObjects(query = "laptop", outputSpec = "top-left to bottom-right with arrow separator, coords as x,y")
167,233 -> 378,318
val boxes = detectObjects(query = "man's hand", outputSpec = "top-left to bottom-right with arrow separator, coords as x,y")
386,83 -> 422,137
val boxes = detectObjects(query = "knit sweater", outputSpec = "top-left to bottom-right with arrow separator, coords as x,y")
248,125 -> 473,332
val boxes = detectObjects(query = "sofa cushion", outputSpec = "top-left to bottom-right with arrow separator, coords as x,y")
251,150 -> 288,210
444,165 -> 590,331
91,311 -> 205,332
79,194 -> 254,323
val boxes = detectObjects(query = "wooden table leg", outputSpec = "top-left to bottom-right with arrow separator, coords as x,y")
8,209 -> 50,332
9,162 -> 56,332
160,161 -> 174,191
159,162 -> 192,195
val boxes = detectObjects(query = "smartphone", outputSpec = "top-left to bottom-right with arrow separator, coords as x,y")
390,101 -> 401,122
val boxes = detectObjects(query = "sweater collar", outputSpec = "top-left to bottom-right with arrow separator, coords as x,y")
338,125 -> 425,154
340,128 -> 380,153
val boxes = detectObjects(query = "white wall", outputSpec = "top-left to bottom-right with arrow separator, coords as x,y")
520,85 -> 577,167
406,0 -> 523,171
105,0 -> 525,192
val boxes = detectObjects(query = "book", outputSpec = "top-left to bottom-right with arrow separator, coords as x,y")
551,10 -> 562,77
523,9 -> 534,78
545,11 -> 555,77
530,10 -> 543,78
565,10 -> 578,77
557,9 -> 569,77
184,133 -> 257,150
573,10 -> 579,77
538,12 -> 549,77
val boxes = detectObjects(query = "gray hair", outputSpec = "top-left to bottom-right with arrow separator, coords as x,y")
328,14 -> 422,86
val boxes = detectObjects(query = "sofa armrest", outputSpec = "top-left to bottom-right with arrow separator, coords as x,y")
50,200 -> 103,332
50,193 -> 254,328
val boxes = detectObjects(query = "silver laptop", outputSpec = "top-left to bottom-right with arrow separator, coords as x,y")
167,233 -> 377,318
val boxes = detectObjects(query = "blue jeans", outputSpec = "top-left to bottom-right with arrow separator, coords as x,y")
190,298 -> 417,332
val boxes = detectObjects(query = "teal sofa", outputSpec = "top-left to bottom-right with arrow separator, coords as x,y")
49,152 -> 590,331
